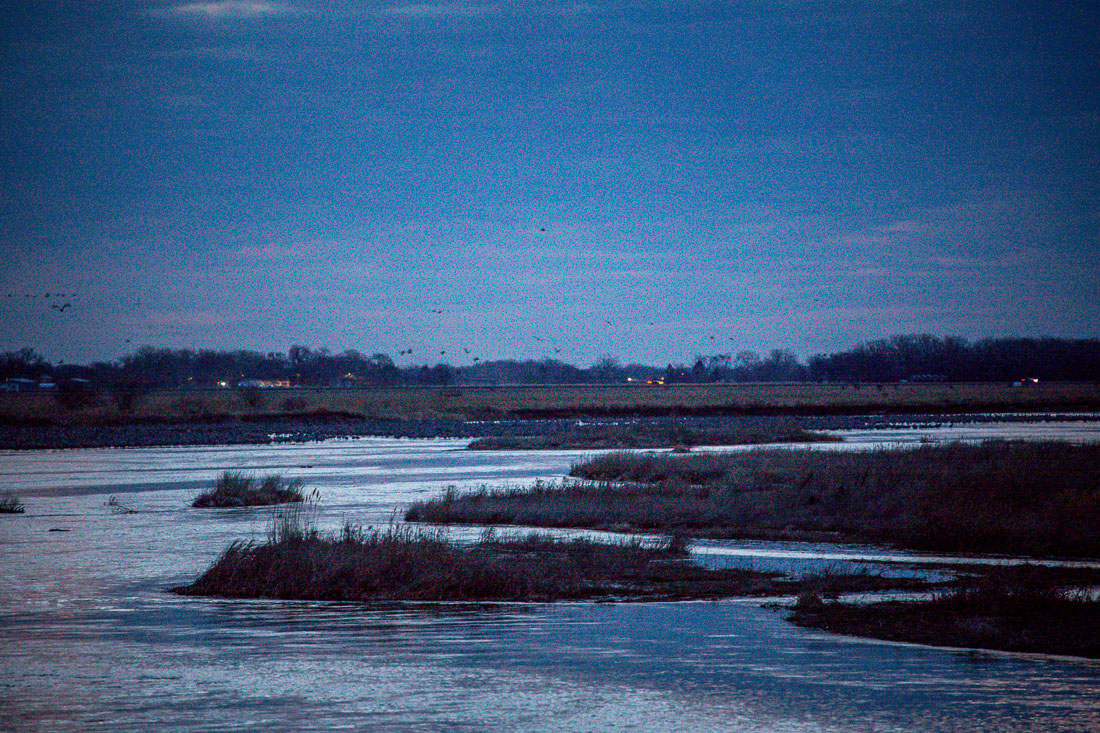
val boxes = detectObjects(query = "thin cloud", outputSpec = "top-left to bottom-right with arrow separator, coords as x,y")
379,3 -> 499,19
158,1 -> 295,19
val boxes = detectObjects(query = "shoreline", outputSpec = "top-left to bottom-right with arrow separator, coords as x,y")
788,565 -> 1100,660
2,411 -> 1097,451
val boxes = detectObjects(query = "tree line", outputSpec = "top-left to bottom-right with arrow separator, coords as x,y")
2,335 -> 1098,389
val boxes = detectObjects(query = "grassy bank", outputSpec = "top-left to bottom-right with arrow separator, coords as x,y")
466,417 -> 836,450
192,472 -> 306,508
5,381 -> 1100,425
790,566 -> 1100,659
173,518 -> 924,603
407,441 -> 1100,558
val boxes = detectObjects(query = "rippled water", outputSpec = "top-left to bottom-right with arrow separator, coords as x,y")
3,424 -> 1100,731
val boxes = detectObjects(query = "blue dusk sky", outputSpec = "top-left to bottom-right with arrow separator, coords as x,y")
2,1 -> 1098,366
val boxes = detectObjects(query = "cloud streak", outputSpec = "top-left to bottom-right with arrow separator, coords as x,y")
158,1 -> 295,19
379,3 -> 499,19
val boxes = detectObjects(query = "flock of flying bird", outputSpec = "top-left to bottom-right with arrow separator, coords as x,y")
404,307 -> 744,367
6,292 -> 78,314
6,290 -> 746,365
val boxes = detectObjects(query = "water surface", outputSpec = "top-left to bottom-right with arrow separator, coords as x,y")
3,424 -> 1100,731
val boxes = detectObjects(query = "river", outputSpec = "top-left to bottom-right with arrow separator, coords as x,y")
2,419 -> 1100,731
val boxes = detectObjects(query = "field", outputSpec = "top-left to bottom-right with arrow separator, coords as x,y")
3,381 -> 1099,424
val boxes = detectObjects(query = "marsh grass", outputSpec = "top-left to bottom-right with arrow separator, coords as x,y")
789,565 -> 1100,658
409,441 -> 1100,557
466,417 -> 837,450
174,509 -> 928,603
192,471 -> 307,508
0,492 -> 25,513
171,515 -> 743,602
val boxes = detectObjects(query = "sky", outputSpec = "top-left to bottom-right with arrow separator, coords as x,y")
2,0 -> 1098,367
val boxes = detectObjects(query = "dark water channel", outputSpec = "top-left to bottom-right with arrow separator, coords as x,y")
3,424 -> 1100,731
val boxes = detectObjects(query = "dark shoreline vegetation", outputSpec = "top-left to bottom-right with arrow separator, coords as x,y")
790,566 -> 1100,659
8,335 -> 1100,390
465,417 -> 838,450
192,472 -> 306,508
0,411 -> 1095,451
172,519 -> 928,603
407,441 -> 1100,558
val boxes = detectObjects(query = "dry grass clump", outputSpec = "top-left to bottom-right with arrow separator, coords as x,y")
0,492 -> 25,513
410,441 -> 1100,557
192,471 -> 306,508
405,479 -> 728,532
173,509 -> 927,602
172,516 -> 713,602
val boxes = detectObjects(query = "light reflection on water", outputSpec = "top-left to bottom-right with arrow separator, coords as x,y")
3,425 -> 1100,731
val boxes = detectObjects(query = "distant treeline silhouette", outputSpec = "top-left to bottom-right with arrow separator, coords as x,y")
2,336 -> 1099,389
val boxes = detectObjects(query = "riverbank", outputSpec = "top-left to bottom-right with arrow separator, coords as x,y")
465,416 -> 837,449
790,565 -> 1100,659
2,410 -> 1096,450
4,381 -> 1099,428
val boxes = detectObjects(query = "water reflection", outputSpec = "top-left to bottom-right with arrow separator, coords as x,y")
6,595 -> 1100,732
3,423 -> 1100,731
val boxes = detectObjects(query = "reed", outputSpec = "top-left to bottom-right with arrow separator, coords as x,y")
172,519 -> 717,602
409,441 -> 1100,558
192,471 -> 306,508
174,511 -> 927,602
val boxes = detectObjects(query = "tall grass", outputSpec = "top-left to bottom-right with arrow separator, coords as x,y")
409,441 -> 1100,558
192,471 -> 306,508
790,565 -> 1100,658
173,515 -> 702,602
